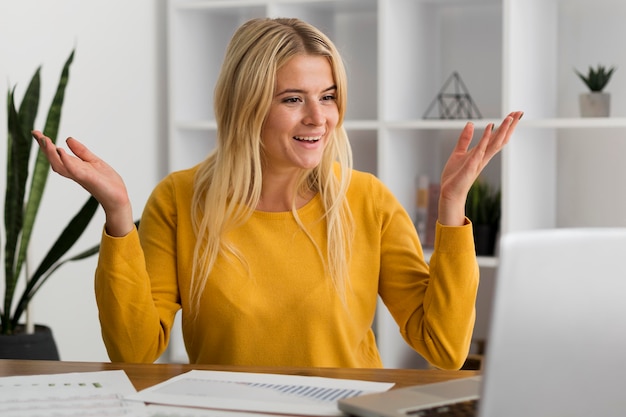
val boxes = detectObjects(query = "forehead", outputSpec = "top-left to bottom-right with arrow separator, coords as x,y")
275,55 -> 334,89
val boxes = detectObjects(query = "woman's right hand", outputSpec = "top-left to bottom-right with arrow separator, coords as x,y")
32,130 -> 135,237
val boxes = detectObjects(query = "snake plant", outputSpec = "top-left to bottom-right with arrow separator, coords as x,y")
2,50 -> 100,335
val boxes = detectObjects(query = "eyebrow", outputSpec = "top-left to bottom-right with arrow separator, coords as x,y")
275,85 -> 337,96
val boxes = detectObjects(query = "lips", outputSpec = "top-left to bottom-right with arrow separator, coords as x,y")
293,135 -> 322,142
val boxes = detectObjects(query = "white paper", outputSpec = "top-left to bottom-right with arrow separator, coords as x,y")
126,370 -> 394,416
142,404 -> 276,417
0,370 -> 144,417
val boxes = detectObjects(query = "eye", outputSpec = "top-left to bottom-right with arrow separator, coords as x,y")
321,94 -> 336,102
282,97 -> 302,104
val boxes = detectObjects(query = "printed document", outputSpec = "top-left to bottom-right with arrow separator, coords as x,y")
0,370 -> 143,417
127,370 -> 394,416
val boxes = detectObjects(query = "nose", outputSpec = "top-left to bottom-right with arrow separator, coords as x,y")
303,101 -> 325,126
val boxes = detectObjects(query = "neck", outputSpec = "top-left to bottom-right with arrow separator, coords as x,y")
257,187 -> 316,212
256,170 -> 314,212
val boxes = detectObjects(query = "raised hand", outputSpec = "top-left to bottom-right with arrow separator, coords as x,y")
437,111 -> 523,226
32,131 -> 135,237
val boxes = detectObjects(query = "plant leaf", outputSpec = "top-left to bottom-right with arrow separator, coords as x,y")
3,72 -> 40,332
574,64 -> 616,92
465,179 -> 501,226
2,91 -> 21,327
43,49 -> 74,144
15,50 -> 75,289
11,195 -> 99,327
5,74 -> 40,264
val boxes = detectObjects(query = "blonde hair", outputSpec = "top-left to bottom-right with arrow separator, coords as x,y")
190,17 -> 353,310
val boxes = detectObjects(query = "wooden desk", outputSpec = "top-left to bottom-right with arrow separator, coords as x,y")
0,359 -> 478,391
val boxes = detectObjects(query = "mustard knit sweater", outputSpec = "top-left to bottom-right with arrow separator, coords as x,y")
95,167 -> 478,369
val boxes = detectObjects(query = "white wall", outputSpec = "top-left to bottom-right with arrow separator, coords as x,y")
0,0 -> 167,361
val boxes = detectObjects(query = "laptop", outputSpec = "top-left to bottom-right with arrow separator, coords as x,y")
339,228 -> 626,417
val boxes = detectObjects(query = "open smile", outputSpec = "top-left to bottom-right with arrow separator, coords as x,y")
293,135 -> 322,142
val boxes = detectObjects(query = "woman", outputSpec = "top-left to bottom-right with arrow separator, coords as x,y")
33,17 -> 522,369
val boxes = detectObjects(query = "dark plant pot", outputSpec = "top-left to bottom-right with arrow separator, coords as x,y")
0,324 -> 60,360
473,224 -> 499,256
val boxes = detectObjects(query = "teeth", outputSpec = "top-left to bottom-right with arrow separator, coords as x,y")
294,136 -> 321,142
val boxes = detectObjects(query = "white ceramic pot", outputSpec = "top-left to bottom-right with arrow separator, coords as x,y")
579,92 -> 610,117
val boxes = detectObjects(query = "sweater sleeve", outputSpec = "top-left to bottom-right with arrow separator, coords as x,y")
376,181 -> 478,370
94,176 -> 182,363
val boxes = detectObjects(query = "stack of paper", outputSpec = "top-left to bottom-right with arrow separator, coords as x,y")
0,369 -> 393,417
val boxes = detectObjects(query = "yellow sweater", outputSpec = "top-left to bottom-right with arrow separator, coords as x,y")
95,167 -> 478,369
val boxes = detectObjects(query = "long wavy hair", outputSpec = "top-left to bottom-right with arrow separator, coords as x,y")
190,17 -> 354,311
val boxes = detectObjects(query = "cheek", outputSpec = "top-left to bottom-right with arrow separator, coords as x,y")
329,111 -> 339,127
326,105 -> 340,126
263,109 -> 297,136
261,114 -> 283,143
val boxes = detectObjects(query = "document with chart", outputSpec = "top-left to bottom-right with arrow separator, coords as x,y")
0,370 -> 144,417
127,370 -> 394,416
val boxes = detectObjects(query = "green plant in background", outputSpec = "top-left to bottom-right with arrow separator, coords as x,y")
465,178 -> 501,227
574,64 -> 617,92
2,50 -> 100,335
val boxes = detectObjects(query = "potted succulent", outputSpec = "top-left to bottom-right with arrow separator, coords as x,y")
465,178 -> 501,256
1,50 -> 100,359
574,64 -> 616,117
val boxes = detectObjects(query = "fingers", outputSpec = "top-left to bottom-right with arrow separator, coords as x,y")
487,116 -> 514,152
65,137 -> 99,164
32,130 -> 51,150
479,111 -> 523,159
506,110 -> 524,140
32,130 -> 64,170
32,130 -> 89,180
33,130 -> 94,162
454,121 -> 476,154
477,122 -> 495,149
496,111 -> 523,142
442,111 -> 523,198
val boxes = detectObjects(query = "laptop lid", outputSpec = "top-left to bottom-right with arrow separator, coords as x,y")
479,228 -> 626,417
338,228 -> 626,417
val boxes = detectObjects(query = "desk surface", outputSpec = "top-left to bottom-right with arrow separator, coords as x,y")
0,359 -> 478,391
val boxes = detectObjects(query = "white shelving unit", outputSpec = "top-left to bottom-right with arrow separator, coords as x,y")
166,0 -> 626,367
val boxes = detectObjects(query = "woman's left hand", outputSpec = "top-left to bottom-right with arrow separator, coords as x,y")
437,111 -> 524,226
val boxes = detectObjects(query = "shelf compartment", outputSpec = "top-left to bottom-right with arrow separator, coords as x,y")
168,3 -> 267,123
381,0 -> 502,122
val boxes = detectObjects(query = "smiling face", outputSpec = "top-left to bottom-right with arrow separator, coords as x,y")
260,54 -> 339,176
